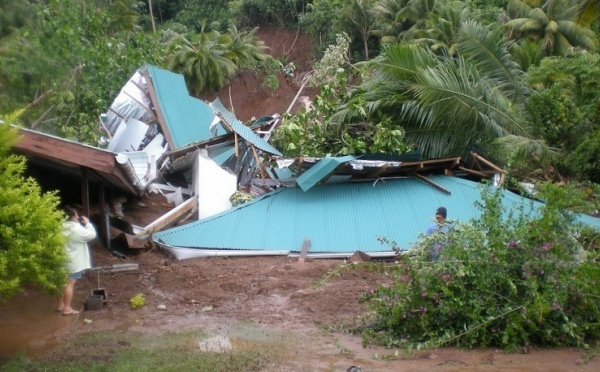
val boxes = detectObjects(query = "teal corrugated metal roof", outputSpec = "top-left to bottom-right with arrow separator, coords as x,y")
143,65 -> 215,148
153,176 -> 600,255
296,155 -> 355,191
209,98 -> 282,156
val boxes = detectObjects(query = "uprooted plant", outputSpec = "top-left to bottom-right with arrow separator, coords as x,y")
360,185 -> 600,351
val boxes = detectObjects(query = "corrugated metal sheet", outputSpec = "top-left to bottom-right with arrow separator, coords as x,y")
107,118 -> 149,152
150,177 -> 545,254
143,65 -> 215,148
102,71 -> 155,135
209,98 -> 282,156
296,155 -> 355,191
143,133 -> 167,157
153,175 -> 600,255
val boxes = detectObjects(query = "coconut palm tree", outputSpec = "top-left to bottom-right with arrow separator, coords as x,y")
339,0 -> 377,59
505,0 -> 596,56
331,20 -> 548,161
107,0 -> 141,34
404,0 -> 469,57
224,23 -> 269,68
169,29 -> 237,94
169,24 -> 270,95
373,0 -> 412,43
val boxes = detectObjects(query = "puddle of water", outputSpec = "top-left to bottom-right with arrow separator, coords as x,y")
0,289 -> 77,358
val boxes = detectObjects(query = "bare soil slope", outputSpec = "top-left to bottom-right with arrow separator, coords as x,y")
200,27 -> 317,122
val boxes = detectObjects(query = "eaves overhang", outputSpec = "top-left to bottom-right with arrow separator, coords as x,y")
12,127 -> 140,196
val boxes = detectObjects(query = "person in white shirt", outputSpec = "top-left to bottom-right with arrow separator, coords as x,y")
57,206 -> 96,315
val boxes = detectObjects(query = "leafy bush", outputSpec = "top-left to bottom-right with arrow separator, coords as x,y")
361,186 -> 600,351
0,117 -> 68,301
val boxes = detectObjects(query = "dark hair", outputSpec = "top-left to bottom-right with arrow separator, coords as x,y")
65,205 -> 78,220
436,206 -> 447,219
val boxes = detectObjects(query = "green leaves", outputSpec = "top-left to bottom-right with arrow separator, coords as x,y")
0,123 -> 67,301
362,185 -> 600,350
168,24 -> 269,94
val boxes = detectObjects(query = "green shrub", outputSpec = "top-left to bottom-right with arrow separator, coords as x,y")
361,187 -> 600,351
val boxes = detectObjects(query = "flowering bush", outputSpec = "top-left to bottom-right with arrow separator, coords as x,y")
361,186 -> 600,351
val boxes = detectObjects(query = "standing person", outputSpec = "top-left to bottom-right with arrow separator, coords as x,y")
57,206 -> 96,315
425,207 -> 449,260
426,207 -> 448,235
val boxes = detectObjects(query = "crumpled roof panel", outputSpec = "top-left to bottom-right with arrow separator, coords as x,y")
209,98 -> 282,156
155,176 -> 584,255
143,65 -> 215,148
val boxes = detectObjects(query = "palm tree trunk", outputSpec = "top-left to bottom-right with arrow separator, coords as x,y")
148,0 -> 156,34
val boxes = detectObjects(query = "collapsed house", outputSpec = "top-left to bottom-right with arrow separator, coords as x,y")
11,64 -> 600,259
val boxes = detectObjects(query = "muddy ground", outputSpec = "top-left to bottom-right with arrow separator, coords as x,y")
59,233 -> 598,371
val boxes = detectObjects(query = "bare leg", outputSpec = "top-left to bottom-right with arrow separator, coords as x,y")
57,296 -> 64,311
62,278 -> 79,314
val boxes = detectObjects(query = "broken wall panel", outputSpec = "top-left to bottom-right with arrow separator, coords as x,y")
107,118 -> 150,152
102,71 -> 155,135
193,151 -> 237,219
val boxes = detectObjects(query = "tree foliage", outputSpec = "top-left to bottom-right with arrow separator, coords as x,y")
0,117 -> 68,301
525,51 -> 600,179
273,33 -> 411,156
331,21 -> 539,159
363,185 -> 600,350
0,0 -> 166,144
505,0 -> 597,57
168,23 -> 269,94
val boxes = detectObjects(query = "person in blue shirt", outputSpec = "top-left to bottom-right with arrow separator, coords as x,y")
425,207 -> 449,260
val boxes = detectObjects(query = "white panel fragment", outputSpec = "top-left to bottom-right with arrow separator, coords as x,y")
194,151 -> 237,219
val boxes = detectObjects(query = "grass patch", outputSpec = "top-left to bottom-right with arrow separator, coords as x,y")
2,329 -> 281,372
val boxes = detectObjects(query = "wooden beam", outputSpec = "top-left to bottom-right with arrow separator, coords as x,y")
458,166 -> 491,178
14,129 -> 118,173
250,145 -> 267,180
98,182 -> 108,248
414,173 -> 451,194
470,152 -> 505,174
134,196 -> 198,238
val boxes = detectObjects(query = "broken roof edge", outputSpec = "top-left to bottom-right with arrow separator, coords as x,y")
209,97 -> 283,156
156,241 -> 396,260
13,126 -> 142,196
156,242 -> 289,260
296,155 -> 356,191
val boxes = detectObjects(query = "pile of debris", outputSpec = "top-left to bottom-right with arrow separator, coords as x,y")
22,64 -> 597,260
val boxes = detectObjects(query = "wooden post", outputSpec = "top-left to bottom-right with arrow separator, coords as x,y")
81,167 -> 90,217
98,182 -> 111,250
298,238 -> 311,264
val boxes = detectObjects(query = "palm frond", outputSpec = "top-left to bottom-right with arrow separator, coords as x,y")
494,134 -> 557,168
574,0 -> 600,27
507,0 -> 534,18
458,20 -> 528,101
556,20 -> 597,52
401,57 -> 528,156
